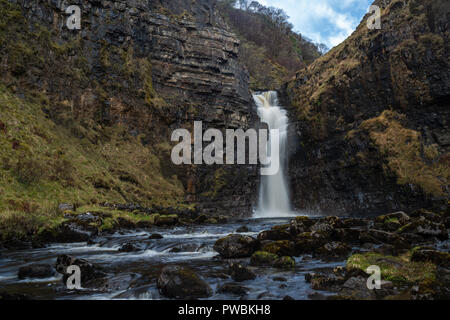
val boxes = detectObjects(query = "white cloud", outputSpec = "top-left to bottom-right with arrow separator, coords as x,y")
253,0 -> 371,48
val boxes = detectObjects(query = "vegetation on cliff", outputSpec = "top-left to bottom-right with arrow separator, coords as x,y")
218,0 -> 323,90
285,0 -> 449,213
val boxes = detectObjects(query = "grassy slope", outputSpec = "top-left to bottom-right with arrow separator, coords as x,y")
0,84 -> 186,240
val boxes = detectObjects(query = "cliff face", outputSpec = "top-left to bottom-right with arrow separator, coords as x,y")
283,0 -> 449,215
0,0 -> 259,217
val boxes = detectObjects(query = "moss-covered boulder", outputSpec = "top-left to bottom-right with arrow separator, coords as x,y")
262,240 -> 295,257
273,256 -> 295,269
155,214 -> 179,227
213,234 -> 260,258
250,251 -> 278,266
257,229 -> 291,241
157,266 -> 212,299
293,232 -> 328,255
316,241 -> 352,260
288,216 -> 314,237
411,248 -> 450,268
398,217 -> 448,241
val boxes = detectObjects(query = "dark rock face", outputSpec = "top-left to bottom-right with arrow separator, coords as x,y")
157,265 -> 212,299
282,0 -> 449,216
6,0 -> 260,218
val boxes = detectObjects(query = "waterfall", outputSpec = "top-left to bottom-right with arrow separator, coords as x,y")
253,91 -> 293,217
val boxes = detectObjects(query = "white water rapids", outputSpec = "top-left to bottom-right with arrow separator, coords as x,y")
253,91 -> 293,217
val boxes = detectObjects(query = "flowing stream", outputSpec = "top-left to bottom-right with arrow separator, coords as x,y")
0,217 -> 341,300
253,91 -> 292,217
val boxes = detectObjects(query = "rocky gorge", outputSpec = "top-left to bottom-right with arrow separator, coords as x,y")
0,0 -> 449,301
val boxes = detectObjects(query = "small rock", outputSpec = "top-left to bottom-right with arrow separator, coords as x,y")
236,226 -> 249,233
218,283 -> 249,295
118,243 -> 139,253
229,263 -> 256,282
149,233 -> 164,240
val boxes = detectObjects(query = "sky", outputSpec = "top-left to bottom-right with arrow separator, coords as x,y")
256,0 -> 373,49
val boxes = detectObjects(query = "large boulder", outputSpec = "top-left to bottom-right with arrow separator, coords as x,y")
157,266 -> 212,299
261,240 -> 296,257
257,229 -> 291,241
398,217 -> 448,241
316,242 -> 352,260
55,255 -> 107,287
288,216 -> 314,237
213,234 -> 260,258
411,248 -> 450,268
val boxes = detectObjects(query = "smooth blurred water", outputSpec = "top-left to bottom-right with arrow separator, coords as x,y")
253,91 -> 293,217
0,216 -> 342,300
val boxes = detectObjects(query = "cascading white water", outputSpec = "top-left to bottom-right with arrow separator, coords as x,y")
253,91 -> 292,217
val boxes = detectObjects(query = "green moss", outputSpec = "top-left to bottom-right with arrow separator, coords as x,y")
347,252 -> 437,286
250,251 -> 278,266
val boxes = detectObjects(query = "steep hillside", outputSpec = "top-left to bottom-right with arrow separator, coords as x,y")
283,0 -> 449,215
0,0 -> 260,240
218,1 -> 322,90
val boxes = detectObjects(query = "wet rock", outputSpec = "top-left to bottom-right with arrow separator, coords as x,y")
273,277 -> 287,282
411,248 -> 450,268
262,240 -> 295,257
375,211 -> 410,226
193,214 -> 208,224
155,215 -> 179,227
218,283 -> 249,296
398,218 -> 448,241
305,272 -> 345,291
55,255 -> 107,287
236,226 -> 249,233
283,295 -> 295,300
38,224 -> 91,243
340,276 -> 376,300
18,264 -> 55,279
149,233 -> 164,240
367,229 -> 410,249
288,216 -> 314,237
311,216 -> 343,236
294,232 -> 328,255
333,228 -> 362,244
273,256 -> 295,269
2,239 -> 31,250
157,266 -> 212,299
316,242 -> 352,260
229,263 -> 256,282
118,243 -> 139,253
258,229 -> 291,241
250,251 -> 278,266
214,234 -> 260,258
409,209 -> 442,223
